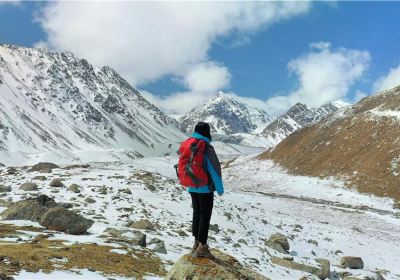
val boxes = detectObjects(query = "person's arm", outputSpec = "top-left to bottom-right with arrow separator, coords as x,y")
205,145 -> 224,195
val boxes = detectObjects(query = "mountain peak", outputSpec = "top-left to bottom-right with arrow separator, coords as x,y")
178,93 -> 272,135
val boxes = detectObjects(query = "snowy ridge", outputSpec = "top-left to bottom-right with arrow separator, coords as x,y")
178,92 -> 272,135
262,101 -> 349,146
0,44 -> 186,165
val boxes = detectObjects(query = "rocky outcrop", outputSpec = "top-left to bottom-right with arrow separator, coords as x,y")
165,249 -> 269,280
40,207 -> 94,235
0,194 -> 93,235
271,256 -> 330,279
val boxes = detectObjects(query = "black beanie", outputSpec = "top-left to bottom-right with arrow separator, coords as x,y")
194,122 -> 212,141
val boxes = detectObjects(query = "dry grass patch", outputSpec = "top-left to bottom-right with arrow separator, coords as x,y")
0,238 -> 166,279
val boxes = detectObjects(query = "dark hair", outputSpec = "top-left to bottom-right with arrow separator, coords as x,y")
194,122 -> 211,141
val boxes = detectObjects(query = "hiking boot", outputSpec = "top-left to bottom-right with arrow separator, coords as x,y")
191,240 -> 200,253
192,243 -> 215,260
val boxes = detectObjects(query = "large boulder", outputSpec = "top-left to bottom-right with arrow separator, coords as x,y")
339,256 -> 364,269
265,233 -> 290,254
271,256 -> 330,280
39,207 -> 94,235
28,162 -> 59,173
165,249 -> 269,280
0,194 -> 93,235
0,194 -> 58,221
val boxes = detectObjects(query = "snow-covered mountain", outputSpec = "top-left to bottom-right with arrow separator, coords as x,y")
0,44 -> 185,164
178,92 -> 272,135
262,100 -> 349,146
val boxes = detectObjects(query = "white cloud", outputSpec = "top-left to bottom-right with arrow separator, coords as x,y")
266,42 -> 370,115
36,1 -> 311,86
373,64 -> 400,92
183,62 -> 231,93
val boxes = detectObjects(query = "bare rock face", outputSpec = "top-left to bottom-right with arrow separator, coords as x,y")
40,207 -> 94,235
165,249 -> 269,280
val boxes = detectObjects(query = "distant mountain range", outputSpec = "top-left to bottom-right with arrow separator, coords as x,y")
177,92 -> 349,147
0,44 -> 184,164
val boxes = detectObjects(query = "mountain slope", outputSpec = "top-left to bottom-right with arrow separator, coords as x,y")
0,44 -> 185,164
262,101 -> 349,146
178,92 -> 272,135
260,85 -> 400,202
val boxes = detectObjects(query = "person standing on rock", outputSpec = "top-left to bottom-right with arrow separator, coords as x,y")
176,121 -> 224,259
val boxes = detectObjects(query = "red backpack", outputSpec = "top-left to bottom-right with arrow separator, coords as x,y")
177,138 -> 209,187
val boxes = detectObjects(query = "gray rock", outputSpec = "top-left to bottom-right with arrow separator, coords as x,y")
50,178 -> 64,188
98,186 -> 107,194
339,256 -> 364,269
265,233 -> 290,254
154,240 -> 167,254
39,207 -> 94,235
119,188 -> 132,194
7,167 -> 17,175
68,184 -> 80,193
28,162 -> 59,172
20,182 -> 38,191
128,219 -> 155,231
209,224 -> 220,233
1,194 -> 58,221
0,185 -> 11,193
32,175 -> 47,181
271,256 -> 330,280
85,197 -> 96,204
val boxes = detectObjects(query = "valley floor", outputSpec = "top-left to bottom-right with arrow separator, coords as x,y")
0,155 -> 399,279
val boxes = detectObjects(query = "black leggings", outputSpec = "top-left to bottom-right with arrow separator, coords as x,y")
190,192 -> 214,244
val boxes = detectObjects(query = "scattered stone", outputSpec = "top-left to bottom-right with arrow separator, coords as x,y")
0,185 -> 12,193
339,256 -> 364,269
99,186 -> 107,194
334,249 -> 343,255
32,175 -> 47,181
68,184 -> 80,193
308,239 -> 319,246
28,162 -> 59,173
119,188 -> 132,195
39,207 -> 94,235
85,197 -> 96,204
265,233 -> 290,254
19,182 -> 38,191
165,249 -> 269,280
271,256 -> 330,280
7,167 -> 17,175
209,224 -> 220,233
154,240 -> 167,254
238,239 -> 248,245
128,219 -> 155,231
49,178 -> 64,188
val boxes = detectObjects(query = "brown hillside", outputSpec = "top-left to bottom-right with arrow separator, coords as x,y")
259,85 -> 400,203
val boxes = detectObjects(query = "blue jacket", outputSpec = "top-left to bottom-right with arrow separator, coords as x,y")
186,132 -> 224,195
